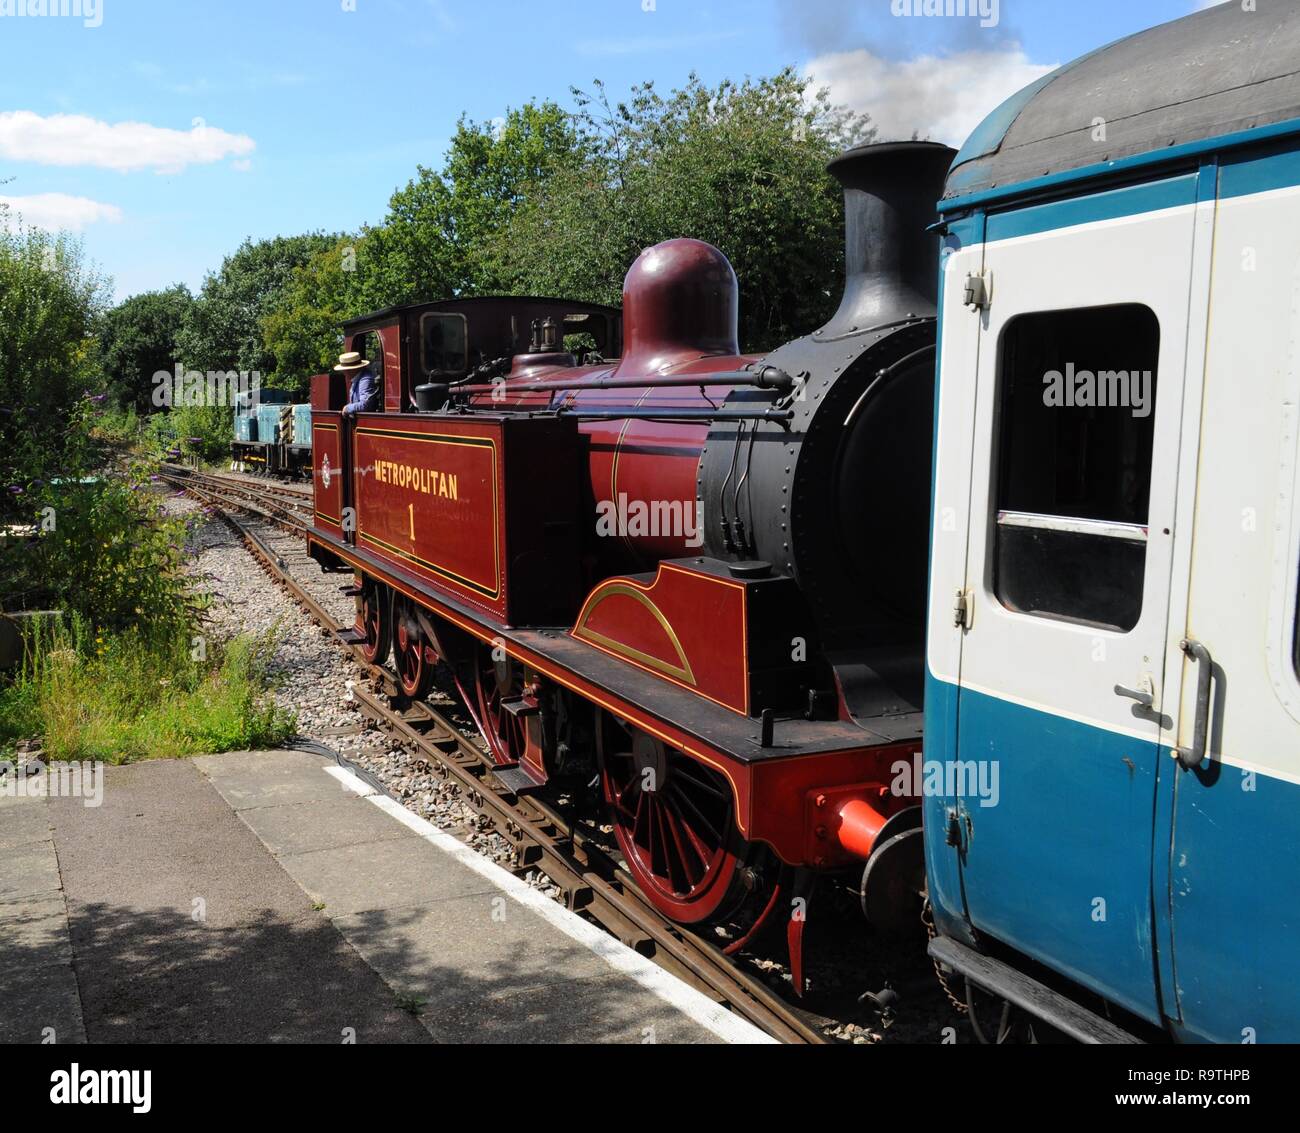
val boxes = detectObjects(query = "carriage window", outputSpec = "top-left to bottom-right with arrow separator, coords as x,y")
992,304 -> 1160,632
421,313 -> 468,378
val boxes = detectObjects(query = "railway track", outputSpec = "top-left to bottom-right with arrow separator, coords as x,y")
165,466 -> 828,1045
159,464 -> 311,533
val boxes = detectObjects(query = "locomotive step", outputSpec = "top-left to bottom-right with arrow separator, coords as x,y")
498,695 -> 539,719
490,764 -> 545,795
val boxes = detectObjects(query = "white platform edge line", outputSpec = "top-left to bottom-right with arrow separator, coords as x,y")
321,763 -> 378,796
323,765 -> 777,1044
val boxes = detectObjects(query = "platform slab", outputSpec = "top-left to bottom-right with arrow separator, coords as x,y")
0,794 -> 85,1045
199,751 -> 765,1044
235,794 -> 415,857
0,750 -> 772,1045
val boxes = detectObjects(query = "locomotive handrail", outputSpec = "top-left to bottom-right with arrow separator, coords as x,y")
452,365 -> 796,396
553,406 -> 795,423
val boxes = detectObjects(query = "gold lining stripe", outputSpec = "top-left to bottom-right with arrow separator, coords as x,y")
352,426 -> 500,599
571,563 -> 750,715
574,582 -> 696,685
359,529 -> 500,599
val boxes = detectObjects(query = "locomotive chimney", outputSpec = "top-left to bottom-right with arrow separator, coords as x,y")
815,141 -> 956,339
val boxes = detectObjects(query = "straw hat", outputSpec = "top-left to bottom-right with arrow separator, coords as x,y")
334,351 -> 370,373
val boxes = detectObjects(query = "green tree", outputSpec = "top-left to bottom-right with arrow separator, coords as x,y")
176,232 -> 340,387
260,103 -> 585,376
364,100 -> 587,304
490,70 -> 875,350
259,235 -> 365,380
0,223 -> 110,503
98,284 -> 194,412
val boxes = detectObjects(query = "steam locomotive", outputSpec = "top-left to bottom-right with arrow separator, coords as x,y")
306,140 -> 953,986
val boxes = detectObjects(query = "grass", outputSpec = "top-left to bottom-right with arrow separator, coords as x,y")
0,618 -> 297,764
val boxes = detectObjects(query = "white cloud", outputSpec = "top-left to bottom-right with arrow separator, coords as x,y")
0,192 -> 123,232
0,111 -> 255,175
805,47 -> 1057,147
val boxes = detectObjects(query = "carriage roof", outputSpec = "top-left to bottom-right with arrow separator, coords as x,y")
944,3 -> 1300,207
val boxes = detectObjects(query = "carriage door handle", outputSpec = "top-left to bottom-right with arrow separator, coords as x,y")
1114,674 -> 1154,708
1174,639 -> 1213,769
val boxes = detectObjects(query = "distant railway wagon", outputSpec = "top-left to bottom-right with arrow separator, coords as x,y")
231,387 -> 316,478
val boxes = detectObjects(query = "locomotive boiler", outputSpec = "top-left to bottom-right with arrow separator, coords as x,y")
307,141 -> 956,976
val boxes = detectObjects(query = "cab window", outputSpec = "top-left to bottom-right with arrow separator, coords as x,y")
992,304 -> 1160,633
421,313 -> 468,378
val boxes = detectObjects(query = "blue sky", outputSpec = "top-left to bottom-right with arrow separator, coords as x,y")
0,0 -> 1212,302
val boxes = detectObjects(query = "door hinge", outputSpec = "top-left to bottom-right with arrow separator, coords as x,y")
944,807 -> 965,849
963,270 -> 992,311
953,588 -> 973,630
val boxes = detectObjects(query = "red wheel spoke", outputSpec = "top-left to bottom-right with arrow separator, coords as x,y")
670,766 -> 728,801
658,800 -> 703,892
667,782 -> 723,847
597,711 -> 760,925
663,793 -> 713,874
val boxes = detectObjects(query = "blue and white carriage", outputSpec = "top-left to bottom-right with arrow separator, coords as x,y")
923,2 -> 1300,1042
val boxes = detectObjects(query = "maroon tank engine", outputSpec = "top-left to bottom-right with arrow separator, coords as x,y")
307,142 -> 957,980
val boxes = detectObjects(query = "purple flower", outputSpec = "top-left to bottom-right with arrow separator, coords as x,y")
7,485 -> 22,495
186,437 -> 202,444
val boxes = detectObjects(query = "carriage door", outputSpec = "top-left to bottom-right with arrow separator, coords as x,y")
952,177 -> 1202,1022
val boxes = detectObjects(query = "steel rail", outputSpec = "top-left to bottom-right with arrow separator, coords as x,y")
157,467 -> 308,534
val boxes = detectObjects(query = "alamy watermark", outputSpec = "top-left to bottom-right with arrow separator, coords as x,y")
595,493 -> 704,548
0,759 -> 104,807
152,364 -> 262,409
0,0 -> 103,28
891,0 -> 999,29
890,752 -> 1000,808
1043,363 -> 1153,419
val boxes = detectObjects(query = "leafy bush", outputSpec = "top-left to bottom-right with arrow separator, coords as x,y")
0,617 -> 297,763
142,402 -> 232,465
492,70 -> 875,350
0,225 -> 110,516
5,407 -> 199,637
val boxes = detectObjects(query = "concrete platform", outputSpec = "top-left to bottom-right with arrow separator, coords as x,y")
0,751 -> 772,1045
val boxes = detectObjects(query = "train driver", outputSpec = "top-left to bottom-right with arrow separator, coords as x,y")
336,351 -> 380,416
